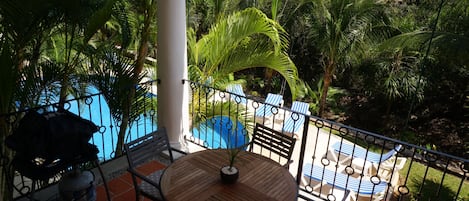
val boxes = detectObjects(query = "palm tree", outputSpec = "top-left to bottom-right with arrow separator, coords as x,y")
0,0 -> 120,198
0,1 -> 71,198
380,31 -> 469,69
364,48 -> 424,115
91,0 -> 163,156
0,39 -> 19,200
86,47 -> 152,157
188,7 -> 301,98
375,0 -> 469,116
188,0 -> 247,36
187,7 -> 301,136
310,0 -> 389,117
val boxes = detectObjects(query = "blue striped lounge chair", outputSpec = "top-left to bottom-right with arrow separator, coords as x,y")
255,93 -> 283,119
329,142 -> 403,177
226,84 -> 247,104
282,101 -> 310,134
303,163 -> 389,201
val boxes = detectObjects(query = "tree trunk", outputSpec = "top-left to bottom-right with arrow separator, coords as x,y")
264,68 -> 275,93
115,106 -> 129,157
16,47 -> 25,71
0,118 -> 13,201
319,64 -> 333,117
58,74 -> 70,109
115,1 -> 155,156
59,29 -> 75,109
115,89 -> 133,156
135,1 -> 154,75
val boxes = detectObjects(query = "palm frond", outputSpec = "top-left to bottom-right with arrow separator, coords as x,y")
0,40 -> 17,113
111,0 -> 132,49
87,48 -> 149,123
380,31 -> 469,66
213,39 -> 300,98
0,0 -> 61,47
17,61 -> 66,107
197,8 -> 289,69
190,8 -> 300,97
84,0 -> 119,43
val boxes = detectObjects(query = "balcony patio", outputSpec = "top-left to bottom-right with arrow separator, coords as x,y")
2,80 -> 468,201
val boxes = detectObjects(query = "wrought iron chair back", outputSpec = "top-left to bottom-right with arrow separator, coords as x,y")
124,128 -> 173,201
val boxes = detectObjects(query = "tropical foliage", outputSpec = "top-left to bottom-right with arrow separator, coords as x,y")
1,0 -> 469,199
0,0 -> 151,197
0,0 -> 115,198
307,0 -> 391,116
187,7 -> 302,129
188,7 -> 301,99
86,47 -> 154,156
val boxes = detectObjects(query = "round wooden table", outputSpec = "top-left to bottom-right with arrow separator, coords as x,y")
160,149 -> 298,201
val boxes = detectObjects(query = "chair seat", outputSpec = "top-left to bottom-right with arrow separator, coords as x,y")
139,170 -> 164,200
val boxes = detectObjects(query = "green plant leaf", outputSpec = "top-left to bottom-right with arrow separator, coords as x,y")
83,0 -> 118,44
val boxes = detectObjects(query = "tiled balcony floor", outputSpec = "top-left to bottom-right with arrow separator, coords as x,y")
96,160 -> 166,201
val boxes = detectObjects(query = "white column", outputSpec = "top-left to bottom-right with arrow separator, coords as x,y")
157,0 -> 189,151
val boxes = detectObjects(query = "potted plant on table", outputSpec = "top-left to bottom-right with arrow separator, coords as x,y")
220,145 -> 244,184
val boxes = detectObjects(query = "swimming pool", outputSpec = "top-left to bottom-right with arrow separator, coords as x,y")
191,116 -> 249,149
67,86 -> 156,160
67,88 -> 247,159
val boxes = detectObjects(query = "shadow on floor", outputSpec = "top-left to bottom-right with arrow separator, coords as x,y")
96,160 -> 166,201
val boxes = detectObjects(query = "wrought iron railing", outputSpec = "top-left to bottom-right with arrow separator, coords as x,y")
1,80 -> 468,200
0,80 -> 158,200
185,80 -> 468,201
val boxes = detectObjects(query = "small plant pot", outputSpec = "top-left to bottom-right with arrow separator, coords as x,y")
220,166 -> 239,184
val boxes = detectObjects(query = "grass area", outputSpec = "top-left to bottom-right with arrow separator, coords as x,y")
398,160 -> 469,201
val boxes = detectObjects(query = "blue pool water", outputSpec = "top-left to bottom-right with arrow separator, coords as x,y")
191,116 -> 248,149
66,87 -> 246,159
67,87 -> 156,160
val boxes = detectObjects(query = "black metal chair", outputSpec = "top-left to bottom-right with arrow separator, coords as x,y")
249,123 -> 296,168
124,127 -> 178,201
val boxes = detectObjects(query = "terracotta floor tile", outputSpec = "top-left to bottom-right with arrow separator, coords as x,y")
96,185 -> 113,201
107,177 -> 133,195
119,172 -> 133,184
136,160 -> 166,175
112,189 -> 135,201
95,160 -> 166,201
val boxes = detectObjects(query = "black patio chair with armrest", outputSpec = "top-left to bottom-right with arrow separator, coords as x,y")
249,123 -> 296,168
124,127 -> 184,201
